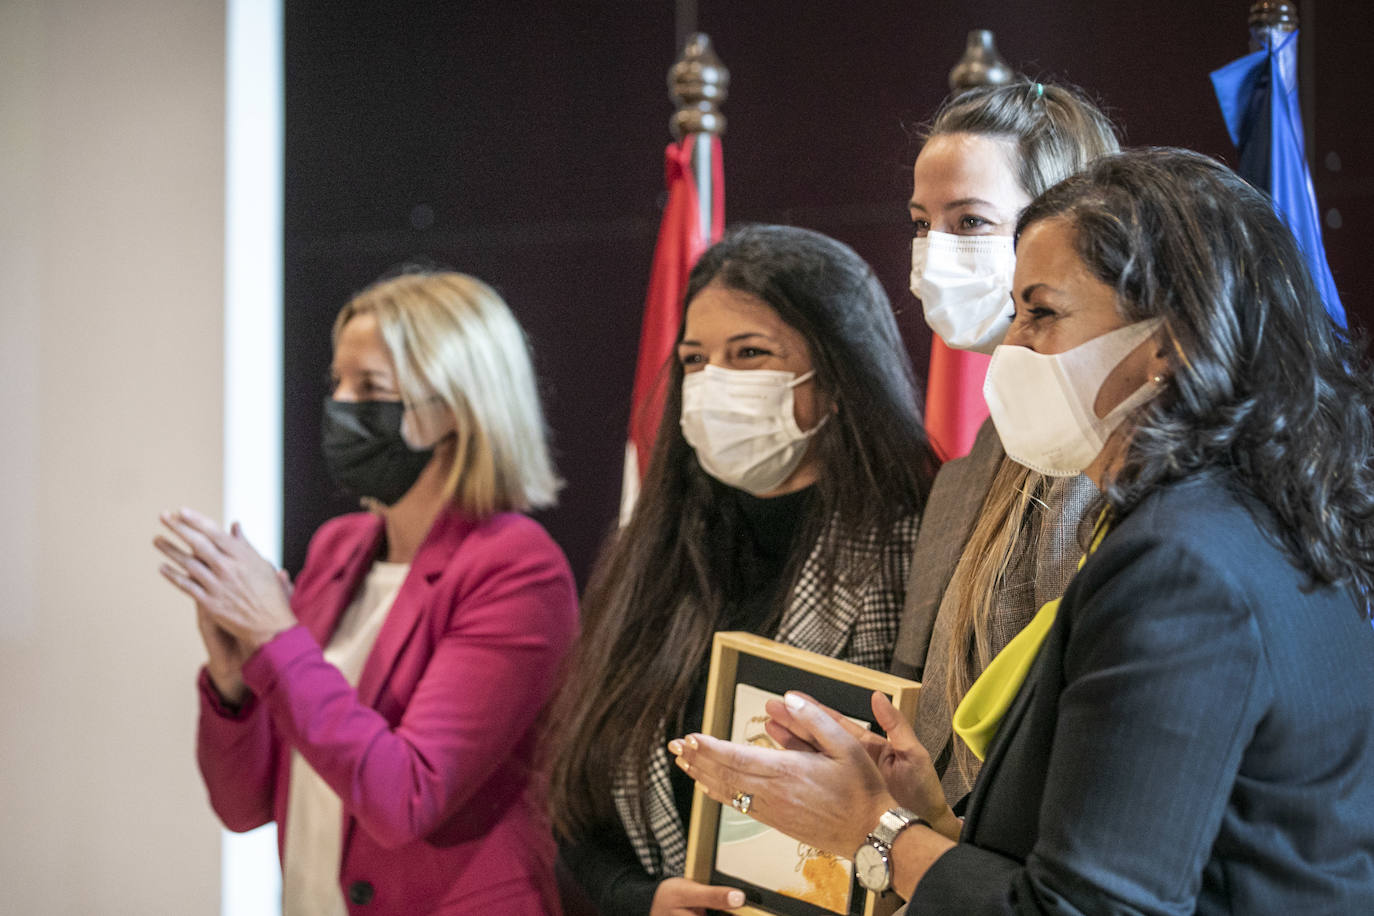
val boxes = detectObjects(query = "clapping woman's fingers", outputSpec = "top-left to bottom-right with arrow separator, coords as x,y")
762,716 -> 818,752
158,509 -> 230,574
871,691 -> 924,757
762,693 -> 869,766
157,554 -> 209,603
865,691 -> 955,831
226,520 -> 293,599
767,692 -> 877,744
668,734 -> 769,810
152,533 -> 193,569
154,533 -> 213,589
177,507 -> 237,552
671,705 -> 895,856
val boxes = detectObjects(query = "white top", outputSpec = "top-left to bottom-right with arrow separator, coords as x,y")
282,560 -> 410,916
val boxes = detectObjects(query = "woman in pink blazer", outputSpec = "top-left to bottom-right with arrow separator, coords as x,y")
156,271 -> 578,914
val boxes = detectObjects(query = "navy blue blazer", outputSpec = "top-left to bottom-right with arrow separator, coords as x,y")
910,473 -> 1374,914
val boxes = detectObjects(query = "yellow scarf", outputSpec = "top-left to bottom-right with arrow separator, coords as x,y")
951,514 -> 1111,761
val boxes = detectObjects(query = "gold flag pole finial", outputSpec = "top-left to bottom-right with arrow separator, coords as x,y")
669,33 -> 729,140
1249,0 -> 1298,51
668,33 -> 728,248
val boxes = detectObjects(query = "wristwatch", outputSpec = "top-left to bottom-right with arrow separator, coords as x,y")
854,806 -> 926,893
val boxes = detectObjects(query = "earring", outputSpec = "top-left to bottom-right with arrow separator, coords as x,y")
1152,374 -> 1167,385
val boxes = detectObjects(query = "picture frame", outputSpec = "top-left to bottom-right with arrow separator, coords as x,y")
683,631 -> 922,916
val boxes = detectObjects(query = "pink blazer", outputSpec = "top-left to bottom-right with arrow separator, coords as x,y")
196,508 -> 578,914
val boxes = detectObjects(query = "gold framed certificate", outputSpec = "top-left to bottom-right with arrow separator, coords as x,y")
684,632 -> 922,916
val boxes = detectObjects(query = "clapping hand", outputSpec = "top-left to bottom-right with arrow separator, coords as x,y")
155,508 -> 297,703
670,691 -> 897,857
669,691 -> 961,857
765,691 -> 962,840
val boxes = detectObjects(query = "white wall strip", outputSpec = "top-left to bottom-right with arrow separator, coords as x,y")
223,0 -> 284,913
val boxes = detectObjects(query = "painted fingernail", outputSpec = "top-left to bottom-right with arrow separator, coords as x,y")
727,890 -> 746,907
686,735 -> 699,750
667,739 -> 684,755
784,693 -> 806,712
674,756 -> 690,773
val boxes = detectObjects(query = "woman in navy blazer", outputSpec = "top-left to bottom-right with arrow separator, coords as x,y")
156,271 -> 578,914
672,149 -> 1374,913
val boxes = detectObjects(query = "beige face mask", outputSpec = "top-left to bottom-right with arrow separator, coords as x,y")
984,319 -> 1164,477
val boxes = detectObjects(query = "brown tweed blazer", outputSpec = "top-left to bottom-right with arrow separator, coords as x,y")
893,418 -> 1097,804
892,419 -> 1006,681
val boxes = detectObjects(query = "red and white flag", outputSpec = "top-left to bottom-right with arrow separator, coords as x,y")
620,134 -> 724,523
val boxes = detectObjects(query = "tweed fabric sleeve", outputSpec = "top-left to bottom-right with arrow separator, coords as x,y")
911,472 -> 1098,806
892,419 -> 1005,680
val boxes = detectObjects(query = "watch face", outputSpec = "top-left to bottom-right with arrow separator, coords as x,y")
854,842 -> 890,892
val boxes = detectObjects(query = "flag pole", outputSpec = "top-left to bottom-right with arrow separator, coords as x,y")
948,29 -> 1013,92
1211,1 -> 1344,326
669,33 -> 728,248
1249,0 -> 1297,52
618,35 -> 728,526
1248,1 -> 1313,159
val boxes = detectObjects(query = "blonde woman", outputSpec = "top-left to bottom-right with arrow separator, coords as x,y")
155,271 -> 578,915
894,82 -> 1119,803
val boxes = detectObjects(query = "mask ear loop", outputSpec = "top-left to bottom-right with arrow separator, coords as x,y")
401,395 -> 457,450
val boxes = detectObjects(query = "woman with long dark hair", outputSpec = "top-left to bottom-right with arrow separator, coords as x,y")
552,224 -> 939,915
674,149 -> 1374,913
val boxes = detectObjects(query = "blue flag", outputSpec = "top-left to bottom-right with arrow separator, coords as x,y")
1211,30 -> 1345,328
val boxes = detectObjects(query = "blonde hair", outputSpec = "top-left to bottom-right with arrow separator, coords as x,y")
943,459 -> 1045,779
333,270 -> 562,516
926,81 -> 1120,197
931,82 -> 1120,777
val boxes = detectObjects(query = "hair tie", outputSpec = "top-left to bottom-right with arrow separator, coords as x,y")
1034,82 -> 1044,98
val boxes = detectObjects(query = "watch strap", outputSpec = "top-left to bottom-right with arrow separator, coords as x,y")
871,806 -> 923,846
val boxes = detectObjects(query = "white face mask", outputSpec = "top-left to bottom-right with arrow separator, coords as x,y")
680,365 -> 825,496
910,231 -> 1016,354
984,319 -> 1164,478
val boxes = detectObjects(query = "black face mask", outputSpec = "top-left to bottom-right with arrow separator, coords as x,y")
321,398 -> 434,506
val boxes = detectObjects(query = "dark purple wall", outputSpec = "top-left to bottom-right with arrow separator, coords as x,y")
283,0 -> 1374,583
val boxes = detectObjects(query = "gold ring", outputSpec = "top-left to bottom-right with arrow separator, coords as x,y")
730,791 -> 753,815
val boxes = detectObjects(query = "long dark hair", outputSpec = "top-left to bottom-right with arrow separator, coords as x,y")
549,224 -> 938,838
1018,147 -> 1374,599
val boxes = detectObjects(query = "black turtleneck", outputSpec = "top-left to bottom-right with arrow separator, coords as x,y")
672,481 -> 817,828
